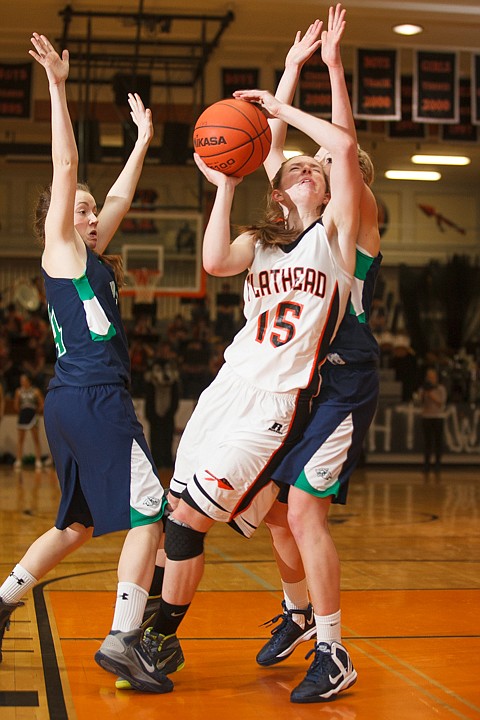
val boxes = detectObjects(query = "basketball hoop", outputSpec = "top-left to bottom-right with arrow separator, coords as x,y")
125,268 -> 162,303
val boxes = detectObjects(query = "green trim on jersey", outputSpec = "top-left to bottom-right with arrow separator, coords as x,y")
72,274 -> 117,341
48,304 -> 67,357
130,503 -> 165,528
295,470 -> 341,499
348,247 -> 375,323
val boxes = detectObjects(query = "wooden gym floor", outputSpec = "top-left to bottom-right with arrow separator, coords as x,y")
0,463 -> 479,719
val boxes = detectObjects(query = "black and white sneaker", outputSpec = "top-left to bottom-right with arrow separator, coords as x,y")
256,601 -> 316,666
290,641 -> 357,703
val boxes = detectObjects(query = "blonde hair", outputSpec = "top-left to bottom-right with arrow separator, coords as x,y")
357,146 -> 374,186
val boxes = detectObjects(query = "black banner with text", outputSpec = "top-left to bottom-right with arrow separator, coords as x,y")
413,51 -> 458,123
0,62 -> 32,118
354,48 -> 400,120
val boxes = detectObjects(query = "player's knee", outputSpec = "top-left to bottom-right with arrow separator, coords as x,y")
164,517 -> 206,561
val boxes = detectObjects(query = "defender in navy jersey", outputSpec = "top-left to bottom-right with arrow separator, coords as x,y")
100,81 -> 364,693
0,34 -> 170,693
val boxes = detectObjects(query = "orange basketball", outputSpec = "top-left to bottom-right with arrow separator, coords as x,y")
193,98 -> 272,177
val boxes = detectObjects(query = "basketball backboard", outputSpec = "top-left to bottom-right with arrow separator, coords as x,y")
118,211 -> 204,297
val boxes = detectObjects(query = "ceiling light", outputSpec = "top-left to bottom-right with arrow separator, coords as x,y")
284,149 -> 303,159
411,154 -> 471,166
393,24 -> 423,36
385,170 -> 441,181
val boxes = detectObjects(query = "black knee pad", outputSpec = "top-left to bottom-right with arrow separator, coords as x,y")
164,517 -> 206,561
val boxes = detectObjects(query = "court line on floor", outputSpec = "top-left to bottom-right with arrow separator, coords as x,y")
206,543 -> 279,591
348,637 -> 479,719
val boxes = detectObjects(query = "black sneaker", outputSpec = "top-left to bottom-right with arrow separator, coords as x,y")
141,595 -> 162,628
256,601 -> 316,667
115,627 -> 184,690
95,628 -> 173,694
290,641 -> 357,703
0,597 -> 24,664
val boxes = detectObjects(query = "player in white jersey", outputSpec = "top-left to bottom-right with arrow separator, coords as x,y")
254,6 -> 381,703
95,82 -> 363,693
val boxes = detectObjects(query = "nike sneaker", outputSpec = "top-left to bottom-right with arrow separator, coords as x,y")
115,627 -> 184,690
95,627 -> 173,693
290,641 -> 357,703
256,601 -> 316,666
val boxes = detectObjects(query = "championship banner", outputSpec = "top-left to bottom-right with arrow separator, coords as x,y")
472,54 -> 480,125
299,50 -> 332,117
345,73 -> 369,132
388,75 -> 426,139
0,62 -> 32,118
353,48 -> 400,120
413,50 -> 458,123
222,68 -> 258,98
441,77 -> 477,142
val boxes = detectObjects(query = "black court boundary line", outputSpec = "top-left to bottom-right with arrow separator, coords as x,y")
33,568 -> 115,720
0,690 -> 39,707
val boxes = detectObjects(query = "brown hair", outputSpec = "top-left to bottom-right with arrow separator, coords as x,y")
33,183 -> 125,287
242,157 -> 329,247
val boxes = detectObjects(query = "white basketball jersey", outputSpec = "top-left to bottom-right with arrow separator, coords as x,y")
224,219 -> 352,393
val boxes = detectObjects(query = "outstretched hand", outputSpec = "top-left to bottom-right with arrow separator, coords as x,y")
127,92 -> 154,145
29,33 -> 69,85
232,89 -> 282,119
193,153 -> 243,188
285,19 -> 323,70
321,4 -> 346,69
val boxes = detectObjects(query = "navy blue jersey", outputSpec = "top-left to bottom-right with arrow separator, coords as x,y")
43,249 -> 130,388
327,248 -> 382,364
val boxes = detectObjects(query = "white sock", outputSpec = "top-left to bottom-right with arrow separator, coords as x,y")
111,582 -> 148,632
0,564 -> 37,604
315,609 -> 342,645
282,579 -> 310,629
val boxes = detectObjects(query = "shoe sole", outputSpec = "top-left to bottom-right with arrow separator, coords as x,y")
290,670 -> 358,703
115,658 -> 185,690
256,625 -> 317,667
95,650 -> 173,694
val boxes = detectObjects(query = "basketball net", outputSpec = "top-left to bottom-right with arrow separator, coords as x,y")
127,268 -> 162,304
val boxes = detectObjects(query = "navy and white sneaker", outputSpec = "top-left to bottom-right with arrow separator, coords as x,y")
256,601 -> 316,666
95,628 -> 173,694
290,641 -> 357,703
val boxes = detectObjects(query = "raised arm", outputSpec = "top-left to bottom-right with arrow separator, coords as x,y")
322,5 -> 381,257
95,93 -> 154,254
193,154 -> 255,277
321,4 -> 356,141
234,89 -> 361,273
264,20 -> 323,181
29,34 -> 77,257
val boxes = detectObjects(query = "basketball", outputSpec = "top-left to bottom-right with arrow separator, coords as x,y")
193,98 -> 272,177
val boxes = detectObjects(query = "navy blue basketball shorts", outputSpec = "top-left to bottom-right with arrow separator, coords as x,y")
273,362 -> 379,504
44,384 -> 166,536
